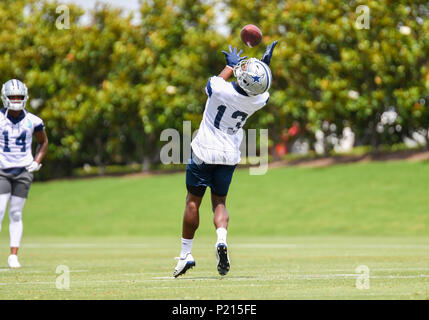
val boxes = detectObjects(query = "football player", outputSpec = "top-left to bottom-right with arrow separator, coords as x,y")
0,79 -> 48,268
174,41 -> 278,277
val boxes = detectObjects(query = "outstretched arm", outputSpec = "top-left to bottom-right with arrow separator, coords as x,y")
261,40 -> 278,66
218,66 -> 234,81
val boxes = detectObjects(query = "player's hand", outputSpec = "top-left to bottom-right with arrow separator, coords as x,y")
222,45 -> 247,68
26,161 -> 42,173
261,40 -> 278,66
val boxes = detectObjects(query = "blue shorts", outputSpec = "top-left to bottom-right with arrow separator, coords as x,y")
186,152 -> 237,197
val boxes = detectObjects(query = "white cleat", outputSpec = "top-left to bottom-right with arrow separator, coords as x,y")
8,255 -> 21,269
216,243 -> 230,276
173,253 -> 195,278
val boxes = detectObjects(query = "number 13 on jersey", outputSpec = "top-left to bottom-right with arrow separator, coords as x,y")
214,105 -> 248,135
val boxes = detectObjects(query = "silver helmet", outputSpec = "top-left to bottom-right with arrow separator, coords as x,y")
1,79 -> 29,111
233,58 -> 272,96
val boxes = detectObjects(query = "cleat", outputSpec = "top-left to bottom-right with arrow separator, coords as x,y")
216,243 -> 230,276
173,253 -> 195,278
8,255 -> 21,269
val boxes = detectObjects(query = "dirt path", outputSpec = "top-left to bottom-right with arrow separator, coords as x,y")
106,149 -> 429,180
269,150 -> 429,169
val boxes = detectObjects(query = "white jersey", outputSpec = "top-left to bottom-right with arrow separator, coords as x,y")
0,108 -> 44,169
191,76 -> 269,165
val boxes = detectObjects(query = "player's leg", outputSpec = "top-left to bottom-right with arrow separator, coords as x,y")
211,163 -> 236,243
182,191 -> 203,240
211,193 -> 228,243
0,172 -> 12,233
0,193 -> 11,233
174,190 -> 205,278
173,191 -> 203,277
211,193 -> 231,276
8,170 -> 33,268
173,152 -> 211,277
211,164 -> 237,276
8,196 -> 26,256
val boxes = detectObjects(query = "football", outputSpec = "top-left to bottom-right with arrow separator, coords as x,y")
240,24 -> 262,48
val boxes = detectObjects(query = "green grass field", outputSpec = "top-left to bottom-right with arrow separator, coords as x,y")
0,160 -> 428,299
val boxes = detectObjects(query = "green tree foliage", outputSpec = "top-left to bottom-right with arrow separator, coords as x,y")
139,0 -> 224,167
0,0 -> 427,178
1,0 -> 223,178
226,0 -> 428,149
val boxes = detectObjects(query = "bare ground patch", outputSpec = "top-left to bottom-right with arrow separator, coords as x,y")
270,150 -> 429,169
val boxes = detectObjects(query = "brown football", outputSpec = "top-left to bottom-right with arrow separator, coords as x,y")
240,24 -> 262,48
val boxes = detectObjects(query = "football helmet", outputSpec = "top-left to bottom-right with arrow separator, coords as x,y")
1,79 -> 29,111
233,58 -> 272,96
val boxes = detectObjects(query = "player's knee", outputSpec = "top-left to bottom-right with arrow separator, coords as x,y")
212,200 -> 226,213
184,201 -> 199,228
9,210 -> 22,222
186,200 -> 199,215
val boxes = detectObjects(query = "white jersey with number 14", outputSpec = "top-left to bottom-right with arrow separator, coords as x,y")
0,109 -> 44,169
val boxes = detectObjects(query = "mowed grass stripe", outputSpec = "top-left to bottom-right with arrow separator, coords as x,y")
0,236 -> 428,299
5,160 -> 428,237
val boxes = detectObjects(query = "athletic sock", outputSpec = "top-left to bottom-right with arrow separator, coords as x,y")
216,227 -> 227,245
9,220 -> 23,248
180,237 -> 194,259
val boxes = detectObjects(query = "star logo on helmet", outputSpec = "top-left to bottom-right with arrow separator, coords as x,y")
252,75 -> 262,83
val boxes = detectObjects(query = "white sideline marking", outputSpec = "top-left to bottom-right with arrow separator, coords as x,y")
154,274 -> 429,281
287,274 -> 429,280
0,279 -> 269,287
204,292 -> 425,299
17,243 -> 155,249
5,243 -> 428,249
299,244 -> 429,249
326,267 -> 429,272
375,267 -> 429,271
120,272 -> 173,276
233,244 -> 429,249
0,273 -> 428,287
371,275 -> 429,279
234,244 -> 297,248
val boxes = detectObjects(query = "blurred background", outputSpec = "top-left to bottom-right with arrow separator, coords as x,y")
1,0 -> 428,180
1,1 -> 428,300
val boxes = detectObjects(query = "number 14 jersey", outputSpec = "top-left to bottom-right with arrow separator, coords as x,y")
0,108 -> 44,169
191,76 -> 269,165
